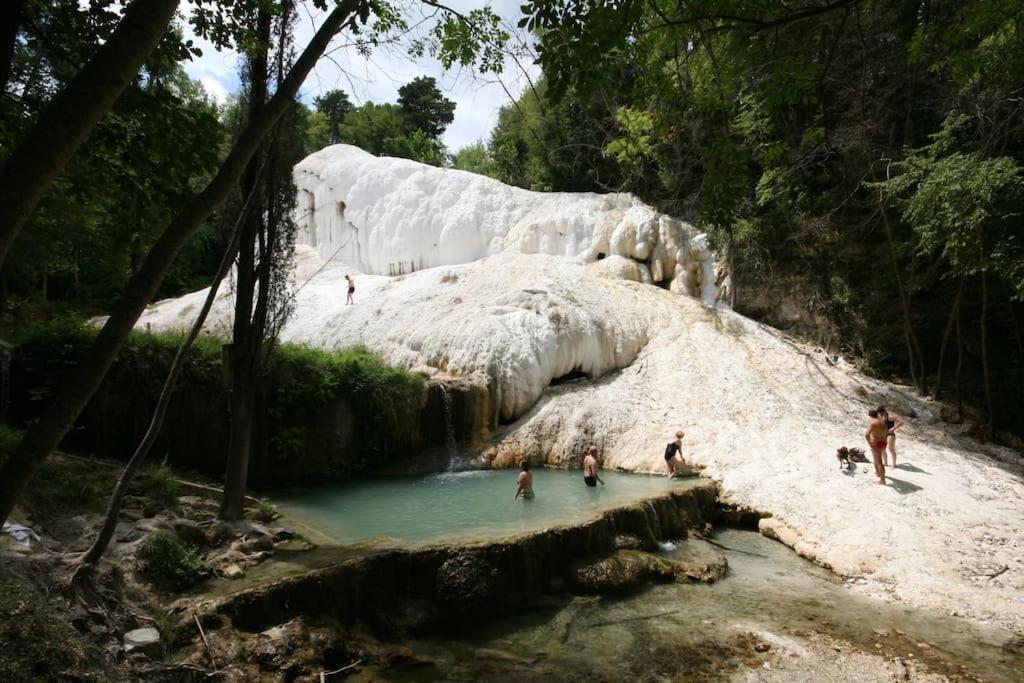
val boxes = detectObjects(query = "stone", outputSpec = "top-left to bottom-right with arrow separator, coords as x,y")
661,541 -> 728,583
221,564 -> 244,580
754,642 -> 771,653
123,627 -> 161,656
614,534 -> 643,550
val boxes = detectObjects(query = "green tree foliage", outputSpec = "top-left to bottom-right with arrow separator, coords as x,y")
451,141 -> 498,177
397,75 -> 455,138
313,88 -> 353,145
337,100 -> 447,165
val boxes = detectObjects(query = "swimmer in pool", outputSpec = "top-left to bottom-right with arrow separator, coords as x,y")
583,446 -> 605,487
514,460 -> 534,500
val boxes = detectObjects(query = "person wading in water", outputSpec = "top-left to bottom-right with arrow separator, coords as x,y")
514,460 -> 534,500
583,446 -> 605,487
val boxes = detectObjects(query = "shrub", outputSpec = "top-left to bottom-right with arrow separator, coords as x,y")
249,499 -> 279,523
25,455 -> 111,519
138,531 -> 207,591
138,460 -> 180,505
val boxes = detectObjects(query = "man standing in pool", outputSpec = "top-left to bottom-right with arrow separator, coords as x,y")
664,431 -> 688,478
583,446 -> 605,487
514,460 -> 534,500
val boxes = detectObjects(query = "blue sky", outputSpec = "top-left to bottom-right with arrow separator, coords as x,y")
181,0 -> 540,151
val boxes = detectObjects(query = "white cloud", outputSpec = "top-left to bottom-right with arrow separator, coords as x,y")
180,0 -> 540,152
199,76 -> 229,104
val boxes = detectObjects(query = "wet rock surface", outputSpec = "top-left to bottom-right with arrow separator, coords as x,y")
567,544 -> 728,594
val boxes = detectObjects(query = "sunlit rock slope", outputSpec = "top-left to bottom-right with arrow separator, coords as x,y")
139,147 -> 1024,635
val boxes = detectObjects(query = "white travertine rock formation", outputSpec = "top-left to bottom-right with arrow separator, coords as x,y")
293,144 -> 718,302
139,148 -> 1024,636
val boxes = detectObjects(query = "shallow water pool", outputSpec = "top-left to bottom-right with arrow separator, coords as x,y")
272,469 -> 694,546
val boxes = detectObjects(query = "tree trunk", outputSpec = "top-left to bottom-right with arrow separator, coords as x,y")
954,305 -> 963,422
219,6 -> 271,522
980,269 -> 993,431
0,0 -> 181,271
932,278 -> 962,401
878,196 -> 927,394
0,2 -> 360,528
79,193 -> 250,565
0,0 -> 25,91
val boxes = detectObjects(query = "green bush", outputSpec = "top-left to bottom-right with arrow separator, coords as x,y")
0,426 -> 23,467
25,456 -> 112,519
249,499 -> 279,523
138,531 -> 207,591
16,326 -> 426,482
138,460 -> 180,505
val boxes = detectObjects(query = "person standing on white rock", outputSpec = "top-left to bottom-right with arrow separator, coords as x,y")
865,410 -> 889,485
344,275 -> 355,305
664,431 -> 688,478
877,406 -> 904,467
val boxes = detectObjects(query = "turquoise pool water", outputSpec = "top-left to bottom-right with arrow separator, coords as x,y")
273,469 -> 694,546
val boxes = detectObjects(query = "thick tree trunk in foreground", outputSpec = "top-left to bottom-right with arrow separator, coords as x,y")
0,0 -> 26,90
0,0 -> 180,271
0,2 -> 359,528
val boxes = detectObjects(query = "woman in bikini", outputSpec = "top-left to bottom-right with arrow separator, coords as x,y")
877,406 -> 904,467
864,410 -> 888,484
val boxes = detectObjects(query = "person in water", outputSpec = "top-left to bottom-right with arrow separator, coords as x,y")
344,274 -> 355,305
583,446 -> 605,487
515,460 -> 534,500
864,409 -> 888,485
664,430 -> 688,478
877,406 -> 904,467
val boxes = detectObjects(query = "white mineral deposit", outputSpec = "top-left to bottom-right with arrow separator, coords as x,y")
139,147 -> 1024,635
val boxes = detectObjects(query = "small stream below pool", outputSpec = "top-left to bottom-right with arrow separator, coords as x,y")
272,469 -> 697,546
371,530 -> 1022,681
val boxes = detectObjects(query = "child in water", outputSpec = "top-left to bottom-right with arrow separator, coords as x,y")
514,460 -> 534,500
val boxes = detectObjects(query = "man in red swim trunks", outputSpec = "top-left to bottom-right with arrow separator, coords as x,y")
864,410 -> 888,485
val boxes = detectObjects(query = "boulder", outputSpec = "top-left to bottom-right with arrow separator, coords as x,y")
662,541 -> 728,583
123,627 -> 161,656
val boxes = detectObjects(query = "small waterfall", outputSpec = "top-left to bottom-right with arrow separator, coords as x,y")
438,383 -> 461,471
645,501 -> 663,540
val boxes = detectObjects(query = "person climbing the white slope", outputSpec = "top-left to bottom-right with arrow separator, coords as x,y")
664,431 -> 689,478
344,274 -> 355,305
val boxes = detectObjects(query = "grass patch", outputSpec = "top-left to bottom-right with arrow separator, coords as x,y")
138,460 -> 180,506
249,499 -> 279,523
138,531 -> 208,591
24,455 -> 113,520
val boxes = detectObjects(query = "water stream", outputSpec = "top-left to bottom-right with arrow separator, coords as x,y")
383,530 -> 1023,681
